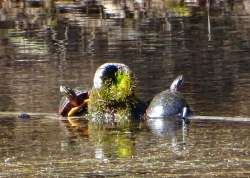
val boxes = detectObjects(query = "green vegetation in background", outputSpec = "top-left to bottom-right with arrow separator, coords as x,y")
164,0 -> 191,17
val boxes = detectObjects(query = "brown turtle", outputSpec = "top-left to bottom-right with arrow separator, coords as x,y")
59,86 -> 89,117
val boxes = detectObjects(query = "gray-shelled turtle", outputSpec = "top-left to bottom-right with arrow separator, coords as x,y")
146,75 -> 192,122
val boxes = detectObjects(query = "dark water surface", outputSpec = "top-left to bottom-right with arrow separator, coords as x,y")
1,0 -> 250,177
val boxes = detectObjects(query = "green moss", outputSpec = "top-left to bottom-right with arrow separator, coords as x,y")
86,68 -> 147,123
100,71 -> 134,102
88,71 -> 135,115
88,93 -> 135,123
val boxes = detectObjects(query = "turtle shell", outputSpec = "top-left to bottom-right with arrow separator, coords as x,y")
146,90 -> 187,118
59,89 -> 89,117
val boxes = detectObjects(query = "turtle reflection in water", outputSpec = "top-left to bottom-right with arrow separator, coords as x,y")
146,75 -> 192,123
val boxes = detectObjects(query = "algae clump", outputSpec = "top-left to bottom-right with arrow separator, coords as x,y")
88,70 -> 138,122
96,71 -> 134,102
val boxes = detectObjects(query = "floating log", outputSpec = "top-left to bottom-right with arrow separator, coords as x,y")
0,112 -> 249,123
190,115 -> 250,122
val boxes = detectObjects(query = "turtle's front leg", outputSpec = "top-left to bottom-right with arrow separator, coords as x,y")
68,99 -> 90,117
182,107 -> 190,124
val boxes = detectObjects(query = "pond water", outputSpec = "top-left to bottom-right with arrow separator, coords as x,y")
0,0 -> 250,177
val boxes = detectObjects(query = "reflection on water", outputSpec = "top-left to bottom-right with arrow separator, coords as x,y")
1,0 -> 250,177
147,118 -> 188,155
1,116 -> 250,177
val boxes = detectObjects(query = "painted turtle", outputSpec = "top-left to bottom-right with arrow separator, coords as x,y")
59,86 -> 89,117
146,75 -> 192,122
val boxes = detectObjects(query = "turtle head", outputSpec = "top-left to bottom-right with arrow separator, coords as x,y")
60,86 -> 77,98
60,86 -> 78,106
170,75 -> 184,93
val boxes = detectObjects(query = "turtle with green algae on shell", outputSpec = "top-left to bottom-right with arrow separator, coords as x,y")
88,63 -> 145,122
146,75 -> 192,123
